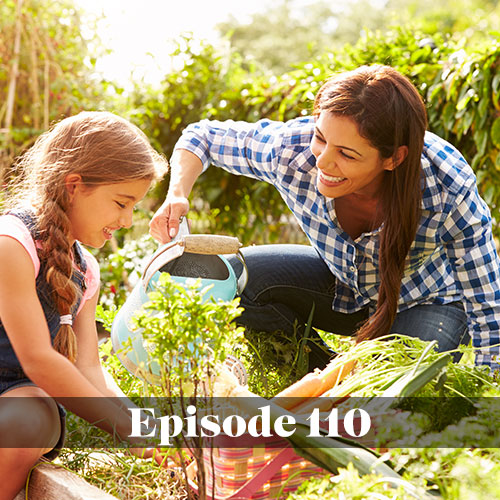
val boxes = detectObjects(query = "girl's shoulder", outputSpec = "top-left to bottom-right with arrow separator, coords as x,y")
0,214 -> 100,299
0,213 -> 40,276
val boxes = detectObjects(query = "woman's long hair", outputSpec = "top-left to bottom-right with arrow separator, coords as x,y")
313,65 -> 427,342
6,111 -> 167,362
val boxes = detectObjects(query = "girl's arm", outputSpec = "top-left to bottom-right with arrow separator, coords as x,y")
72,283 -> 166,464
73,287 -> 128,397
0,237 -> 137,440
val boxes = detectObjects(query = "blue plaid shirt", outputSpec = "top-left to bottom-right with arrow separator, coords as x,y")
175,116 -> 500,370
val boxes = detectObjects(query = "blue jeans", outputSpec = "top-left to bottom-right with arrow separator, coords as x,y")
228,244 -> 469,365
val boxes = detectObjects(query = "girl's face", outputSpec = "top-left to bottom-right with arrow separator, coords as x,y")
310,112 -> 397,200
65,177 -> 152,248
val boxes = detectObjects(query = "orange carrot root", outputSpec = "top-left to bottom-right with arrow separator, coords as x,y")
271,358 -> 356,410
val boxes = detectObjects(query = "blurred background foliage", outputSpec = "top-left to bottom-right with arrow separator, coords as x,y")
216,0 -> 500,73
2,0 -> 500,252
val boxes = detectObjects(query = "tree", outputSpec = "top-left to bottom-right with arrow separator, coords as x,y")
216,0 -> 500,73
0,0 -> 112,182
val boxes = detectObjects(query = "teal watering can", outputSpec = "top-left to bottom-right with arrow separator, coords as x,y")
111,221 -> 248,384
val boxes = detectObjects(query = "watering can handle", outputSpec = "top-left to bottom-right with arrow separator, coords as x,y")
181,234 -> 241,255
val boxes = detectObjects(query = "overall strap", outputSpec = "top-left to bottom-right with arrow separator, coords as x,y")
8,209 -> 39,238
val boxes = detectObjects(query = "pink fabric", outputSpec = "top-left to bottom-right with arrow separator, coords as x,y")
0,214 -> 100,314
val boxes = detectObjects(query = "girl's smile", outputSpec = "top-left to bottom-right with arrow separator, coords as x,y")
65,178 -> 152,248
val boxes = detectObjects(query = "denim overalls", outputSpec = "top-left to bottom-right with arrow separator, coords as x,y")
0,211 -> 88,393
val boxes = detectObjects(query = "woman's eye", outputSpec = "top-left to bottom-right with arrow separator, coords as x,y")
115,201 -> 126,209
313,133 -> 326,143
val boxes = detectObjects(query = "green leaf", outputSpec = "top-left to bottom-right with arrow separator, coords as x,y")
474,129 -> 489,157
456,90 -> 473,111
442,101 -> 456,130
483,184 -> 495,205
492,73 -> 500,93
381,352 -> 452,398
491,117 -> 500,149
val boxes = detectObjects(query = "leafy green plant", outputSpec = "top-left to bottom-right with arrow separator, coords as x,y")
97,234 -> 158,308
127,273 -> 246,498
131,273 -> 246,395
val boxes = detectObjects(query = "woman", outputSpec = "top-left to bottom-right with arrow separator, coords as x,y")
150,65 -> 500,373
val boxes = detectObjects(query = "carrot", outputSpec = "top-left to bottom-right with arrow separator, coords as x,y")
293,394 -> 350,415
272,357 -> 356,410
271,370 -> 323,410
314,358 -> 356,397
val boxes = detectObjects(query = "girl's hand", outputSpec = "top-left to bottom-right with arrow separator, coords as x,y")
129,447 -> 170,467
149,196 -> 190,243
129,446 -> 193,470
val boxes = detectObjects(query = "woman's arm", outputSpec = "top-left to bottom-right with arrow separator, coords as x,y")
441,183 -> 500,372
149,149 -> 202,243
149,118 -> 304,242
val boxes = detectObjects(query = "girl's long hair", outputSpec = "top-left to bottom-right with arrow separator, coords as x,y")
313,65 -> 427,342
6,111 -> 167,362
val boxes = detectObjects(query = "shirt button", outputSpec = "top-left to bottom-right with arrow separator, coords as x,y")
349,266 -> 356,272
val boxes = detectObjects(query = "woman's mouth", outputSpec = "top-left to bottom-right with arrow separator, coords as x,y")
319,172 -> 347,187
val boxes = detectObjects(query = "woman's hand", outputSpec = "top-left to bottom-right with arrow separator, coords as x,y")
149,196 -> 190,244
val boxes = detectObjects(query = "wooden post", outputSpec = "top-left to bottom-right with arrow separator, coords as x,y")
30,27 -> 41,130
13,462 -> 119,500
43,56 -> 50,130
4,0 -> 24,132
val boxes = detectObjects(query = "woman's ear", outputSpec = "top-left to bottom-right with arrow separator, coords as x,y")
383,145 -> 408,171
394,145 -> 408,167
64,174 -> 83,198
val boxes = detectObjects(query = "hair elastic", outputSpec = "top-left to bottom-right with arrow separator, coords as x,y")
59,314 -> 73,326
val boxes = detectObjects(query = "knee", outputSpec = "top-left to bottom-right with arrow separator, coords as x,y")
0,445 -> 44,467
0,400 -> 60,449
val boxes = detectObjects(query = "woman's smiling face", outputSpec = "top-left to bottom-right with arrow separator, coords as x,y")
310,112 -> 397,200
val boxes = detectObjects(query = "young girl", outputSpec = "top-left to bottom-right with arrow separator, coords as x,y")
150,65 -> 500,373
0,111 -> 168,499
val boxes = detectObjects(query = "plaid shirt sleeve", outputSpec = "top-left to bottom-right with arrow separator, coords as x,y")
174,119 -> 292,182
440,178 -> 500,371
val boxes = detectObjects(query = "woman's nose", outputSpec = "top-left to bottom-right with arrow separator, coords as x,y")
316,148 -> 335,170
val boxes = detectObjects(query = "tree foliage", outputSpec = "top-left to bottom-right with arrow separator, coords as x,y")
0,0 -> 115,181
215,0 -> 500,73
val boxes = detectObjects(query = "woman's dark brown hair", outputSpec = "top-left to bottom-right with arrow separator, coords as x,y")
313,65 -> 428,342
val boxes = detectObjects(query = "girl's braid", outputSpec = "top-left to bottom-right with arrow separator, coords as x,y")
38,197 -> 79,362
